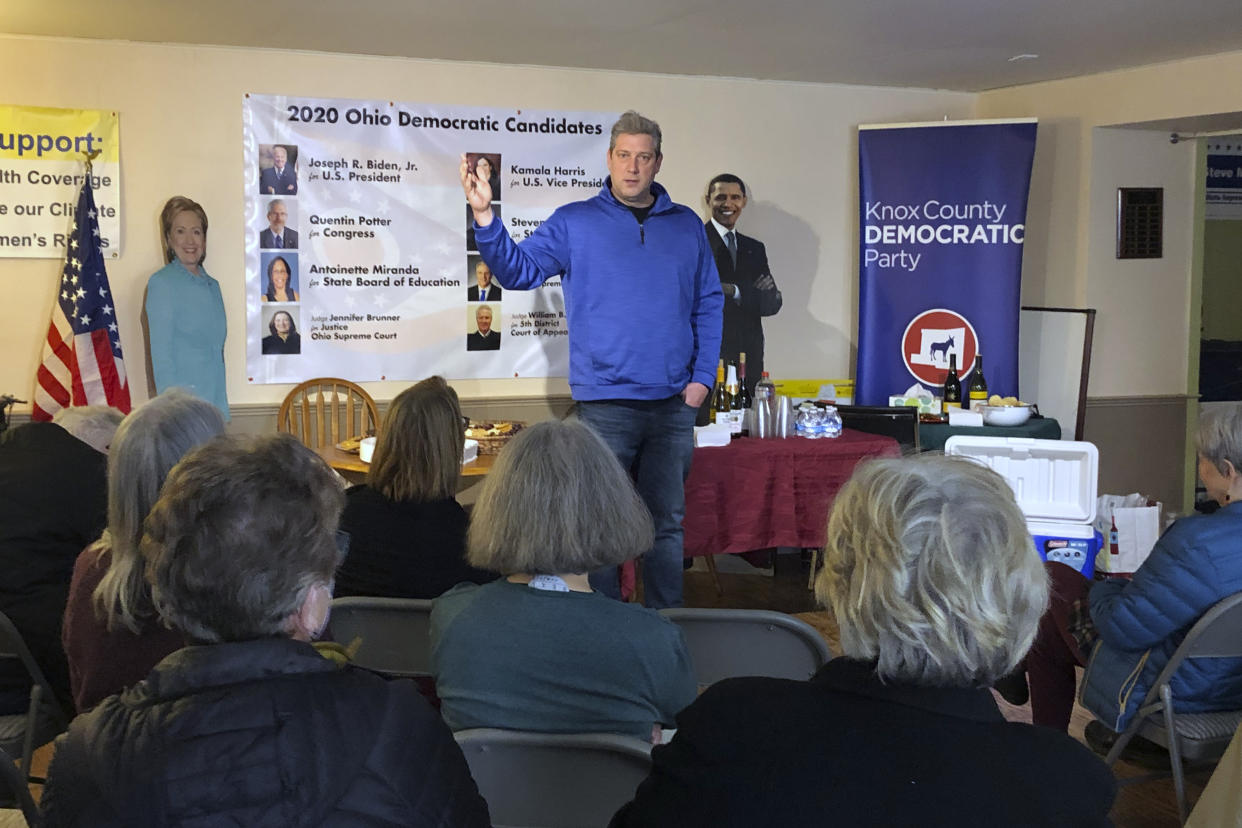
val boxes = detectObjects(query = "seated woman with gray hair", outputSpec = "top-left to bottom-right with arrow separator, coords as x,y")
431,420 -> 696,742
612,454 -> 1115,826
61,389 -> 225,712
42,434 -> 490,826
1001,403 -> 1242,758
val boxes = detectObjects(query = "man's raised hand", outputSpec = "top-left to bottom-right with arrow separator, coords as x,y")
460,154 -> 494,226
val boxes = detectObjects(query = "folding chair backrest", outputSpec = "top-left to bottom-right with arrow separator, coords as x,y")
277,378 -> 379,450
0,611 -> 69,780
0,746 -> 41,827
328,597 -> 433,678
1150,591 -> 1242,689
454,728 -> 652,828
659,608 -> 833,688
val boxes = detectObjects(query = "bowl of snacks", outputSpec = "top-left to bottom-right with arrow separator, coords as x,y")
979,395 -> 1033,426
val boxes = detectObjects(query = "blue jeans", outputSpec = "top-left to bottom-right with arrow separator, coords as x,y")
576,396 -> 697,609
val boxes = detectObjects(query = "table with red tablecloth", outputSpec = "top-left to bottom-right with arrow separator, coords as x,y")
619,430 -> 901,598
681,430 -> 902,558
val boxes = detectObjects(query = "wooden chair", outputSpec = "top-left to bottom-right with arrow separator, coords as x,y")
277,378 -> 379,449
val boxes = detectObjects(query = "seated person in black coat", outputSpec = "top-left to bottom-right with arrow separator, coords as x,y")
0,406 -> 122,714
336,376 -> 495,599
613,454 -> 1117,828
41,434 -> 490,827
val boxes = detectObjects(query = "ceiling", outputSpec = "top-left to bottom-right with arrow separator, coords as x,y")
4,0 -> 1242,92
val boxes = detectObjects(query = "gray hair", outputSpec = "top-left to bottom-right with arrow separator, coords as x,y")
52,405 -> 124,454
609,110 -> 662,155
815,455 -> 1048,687
91,390 -> 226,633
467,420 -> 653,575
267,198 -> 286,215
1198,404 -> 1242,477
144,434 -> 344,644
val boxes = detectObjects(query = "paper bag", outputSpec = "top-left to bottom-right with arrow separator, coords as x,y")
1094,493 -> 1162,575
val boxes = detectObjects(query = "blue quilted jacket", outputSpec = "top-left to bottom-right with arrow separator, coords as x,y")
1080,501 -> 1242,731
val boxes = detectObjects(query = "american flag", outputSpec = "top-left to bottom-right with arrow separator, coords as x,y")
31,172 -> 131,421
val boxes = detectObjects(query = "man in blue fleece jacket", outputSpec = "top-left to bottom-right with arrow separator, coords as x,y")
460,110 -> 723,608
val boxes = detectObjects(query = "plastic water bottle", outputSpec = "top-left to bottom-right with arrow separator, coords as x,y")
822,405 -> 843,438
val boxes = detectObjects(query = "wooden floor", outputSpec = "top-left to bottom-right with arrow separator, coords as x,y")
680,553 -> 1205,828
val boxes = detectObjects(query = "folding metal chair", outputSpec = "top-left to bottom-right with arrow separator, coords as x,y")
327,596 -> 434,678
0,746 -> 41,827
0,611 -> 69,784
658,607 -> 833,689
454,728 -> 652,828
1101,590 -> 1242,824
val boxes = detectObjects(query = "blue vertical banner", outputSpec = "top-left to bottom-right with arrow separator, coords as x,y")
856,120 -> 1037,405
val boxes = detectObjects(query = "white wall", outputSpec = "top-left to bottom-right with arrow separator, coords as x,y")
0,35 -> 974,413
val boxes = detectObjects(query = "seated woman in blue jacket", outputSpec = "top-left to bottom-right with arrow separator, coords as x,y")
1009,404 -> 1242,746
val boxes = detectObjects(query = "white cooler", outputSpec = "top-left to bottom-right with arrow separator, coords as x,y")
945,435 -> 1104,577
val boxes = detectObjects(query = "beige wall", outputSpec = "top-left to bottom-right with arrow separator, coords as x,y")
0,34 -> 974,414
978,49 -> 1242,397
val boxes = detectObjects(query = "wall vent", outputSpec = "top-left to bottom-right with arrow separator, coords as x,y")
1116,187 -> 1163,259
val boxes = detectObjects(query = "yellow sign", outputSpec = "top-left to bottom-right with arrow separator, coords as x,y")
773,379 -> 854,402
0,105 -> 122,257
0,105 -> 119,162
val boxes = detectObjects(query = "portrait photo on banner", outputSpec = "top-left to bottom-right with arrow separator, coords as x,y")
465,203 -> 501,252
466,253 -> 503,302
465,152 -> 502,202
261,307 -> 302,356
258,197 -> 299,249
257,143 -> 300,196
466,302 -> 501,352
260,251 -> 300,303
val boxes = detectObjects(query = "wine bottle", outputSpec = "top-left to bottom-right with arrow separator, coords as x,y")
726,362 -> 742,436
737,353 -> 753,436
712,359 -> 731,425
754,371 -> 776,402
942,353 -> 962,409
967,354 -> 988,411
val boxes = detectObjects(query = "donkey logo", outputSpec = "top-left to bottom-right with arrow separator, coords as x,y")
928,335 -> 955,364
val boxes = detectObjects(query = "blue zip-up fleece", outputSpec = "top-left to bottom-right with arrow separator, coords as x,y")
474,180 -> 724,401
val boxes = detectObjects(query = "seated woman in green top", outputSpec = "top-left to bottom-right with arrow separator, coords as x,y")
430,420 -> 696,743
144,197 -> 228,419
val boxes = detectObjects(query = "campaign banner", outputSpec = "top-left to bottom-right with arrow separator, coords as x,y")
1206,143 -> 1242,220
856,119 -> 1037,405
0,105 -> 121,258
243,94 -> 615,383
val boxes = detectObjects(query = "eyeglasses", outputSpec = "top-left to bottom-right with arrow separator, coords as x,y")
461,414 -> 471,430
